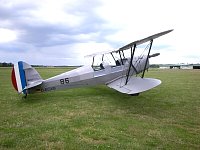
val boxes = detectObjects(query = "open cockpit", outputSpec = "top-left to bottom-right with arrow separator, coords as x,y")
90,50 -> 130,71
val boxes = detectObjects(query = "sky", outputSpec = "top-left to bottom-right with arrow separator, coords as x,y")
0,0 -> 200,66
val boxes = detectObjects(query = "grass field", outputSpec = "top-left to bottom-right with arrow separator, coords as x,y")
0,67 -> 200,149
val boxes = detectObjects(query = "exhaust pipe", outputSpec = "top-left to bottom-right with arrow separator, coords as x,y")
149,53 -> 160,58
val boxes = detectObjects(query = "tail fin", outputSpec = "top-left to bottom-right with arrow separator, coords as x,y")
11,61 -> 43,94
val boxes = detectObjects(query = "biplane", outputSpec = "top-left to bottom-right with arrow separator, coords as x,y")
11,29 -> 173,97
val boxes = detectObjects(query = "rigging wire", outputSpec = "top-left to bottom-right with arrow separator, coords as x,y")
132,42 -> 151,78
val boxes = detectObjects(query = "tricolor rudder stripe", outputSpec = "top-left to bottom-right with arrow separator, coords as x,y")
11,61 -> 27,94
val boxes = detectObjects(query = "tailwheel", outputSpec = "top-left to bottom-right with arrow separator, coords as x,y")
22,93 -> 27,99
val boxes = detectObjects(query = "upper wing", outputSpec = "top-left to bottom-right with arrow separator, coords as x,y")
85,29 -> 173,58
84,50 -> 114,58
117,29 -> 173,52
106,76 -> 161,94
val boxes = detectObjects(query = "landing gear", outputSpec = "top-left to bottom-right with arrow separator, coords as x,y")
22,93 -> 27,99
130,93 -> 140,96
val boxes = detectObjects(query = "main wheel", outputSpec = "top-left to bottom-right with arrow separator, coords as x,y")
130,93 -> 140,96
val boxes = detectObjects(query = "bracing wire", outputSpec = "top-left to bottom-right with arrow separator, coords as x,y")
132,42 -> 151,78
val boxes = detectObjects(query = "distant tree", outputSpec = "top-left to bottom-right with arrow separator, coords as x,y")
150,64 -> 160,68
2,62 -> 7,67
0,62 -> 14,67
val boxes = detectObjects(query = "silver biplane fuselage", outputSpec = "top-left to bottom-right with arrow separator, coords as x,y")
40,56 -> 148,93
11,29 -> 173,97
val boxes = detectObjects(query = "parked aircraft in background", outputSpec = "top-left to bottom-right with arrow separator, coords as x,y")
11,29 -> 173,98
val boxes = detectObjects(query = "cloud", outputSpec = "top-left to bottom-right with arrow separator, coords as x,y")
0,0 -> 110,46
0,0 -> 118,65
0,0 -> 200,65
0,28 -> 17,42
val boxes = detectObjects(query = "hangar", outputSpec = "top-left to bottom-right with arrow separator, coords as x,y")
193,65 -> 200,69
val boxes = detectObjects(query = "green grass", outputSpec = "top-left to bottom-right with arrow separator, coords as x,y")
1,67 -> 200,149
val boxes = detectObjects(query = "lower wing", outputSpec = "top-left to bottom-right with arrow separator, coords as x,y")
106,76 -> 161,94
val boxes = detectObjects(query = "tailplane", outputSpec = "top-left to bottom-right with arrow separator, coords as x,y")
11,61 -> 43,94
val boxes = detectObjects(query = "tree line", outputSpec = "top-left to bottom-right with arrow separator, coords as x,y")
0,62 -> 14,67
0,62 -> 160,68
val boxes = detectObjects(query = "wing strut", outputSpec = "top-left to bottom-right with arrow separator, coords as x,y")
110,52 -> 116,62
102,54 -> 104,61
125,44 -> 136,85
92,56 -> 94,68
119,51 -> 124,65
141,40 -> 153,78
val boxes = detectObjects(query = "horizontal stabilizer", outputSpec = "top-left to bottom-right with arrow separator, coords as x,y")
107,77 -> 161,94
24,80 -> 43,90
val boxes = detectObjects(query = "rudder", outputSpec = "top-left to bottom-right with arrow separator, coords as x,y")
11,61 -> 43,94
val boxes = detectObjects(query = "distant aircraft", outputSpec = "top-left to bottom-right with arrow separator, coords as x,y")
11,29 -> 173,98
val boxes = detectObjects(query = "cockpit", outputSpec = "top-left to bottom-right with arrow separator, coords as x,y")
90,50 -> 130,71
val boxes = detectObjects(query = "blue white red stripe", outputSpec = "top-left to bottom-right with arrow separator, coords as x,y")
18,61 -> 26,93
11,67 -> 18,91
11,61 -> 27,94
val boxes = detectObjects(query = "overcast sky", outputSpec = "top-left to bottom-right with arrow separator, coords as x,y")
0,0 -> 199,65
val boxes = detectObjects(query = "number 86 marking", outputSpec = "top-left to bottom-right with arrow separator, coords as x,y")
60,78 -> 69,84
